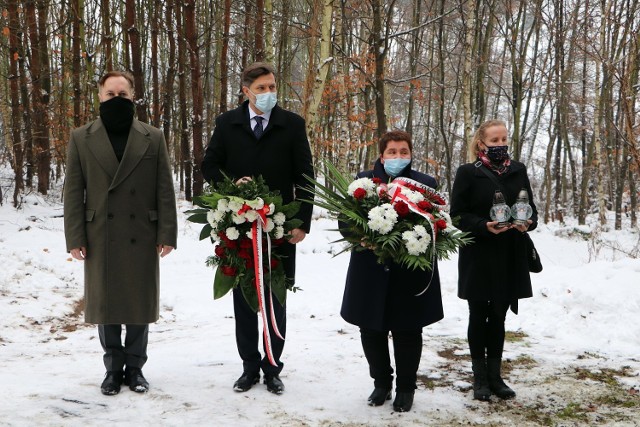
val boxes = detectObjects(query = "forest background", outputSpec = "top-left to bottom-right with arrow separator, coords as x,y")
0,0 -> 639,233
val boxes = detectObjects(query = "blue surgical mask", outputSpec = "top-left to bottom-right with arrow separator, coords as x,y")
250,90 -> 277,113
383,158 -> 411,177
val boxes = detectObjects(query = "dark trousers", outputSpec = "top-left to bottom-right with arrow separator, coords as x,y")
98,324 -> 149,372
467,300 -> 510,359
232,287 -> 286,376
360,327 -> 423,392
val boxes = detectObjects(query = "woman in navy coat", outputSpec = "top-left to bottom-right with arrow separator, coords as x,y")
340,130 -> 444,412
450,119 -> 537,402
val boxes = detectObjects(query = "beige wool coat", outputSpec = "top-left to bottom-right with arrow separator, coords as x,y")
64,118 -> 177,324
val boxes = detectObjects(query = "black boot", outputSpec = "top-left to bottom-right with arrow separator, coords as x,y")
471,359 -> 491,401
367,387 -> 391,406
487,358 -> 516,399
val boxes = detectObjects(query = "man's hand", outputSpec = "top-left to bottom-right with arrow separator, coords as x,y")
235,176 -> 252,185
288,228 -> 306,244
70,247 -> 87,260
157,245 -> 175,257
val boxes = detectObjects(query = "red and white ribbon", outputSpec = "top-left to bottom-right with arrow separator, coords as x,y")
250,205 -> 284,367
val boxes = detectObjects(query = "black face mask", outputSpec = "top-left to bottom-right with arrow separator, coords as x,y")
100,96 -> 135,133
485,145 -> 510,162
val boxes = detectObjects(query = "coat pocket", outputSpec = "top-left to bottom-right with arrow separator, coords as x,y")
85,209 -> 96,222
148,210 -> 158,221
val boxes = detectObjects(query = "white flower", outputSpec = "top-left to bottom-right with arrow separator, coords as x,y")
273,212 -> 286,225
228,200 -> 243,212
367,204 -> 398,235
217,198 -> 229,212
348,178 -> 377,198
244,210 -> 259,223
246,230 -> 253,240
206,210 -> 217,226
246,197 -> 264,210
265,218 -> 275,232
404,189 -> 424,204
268,203 -> 276,214
274,226 -> 285,239
225,227 -> 240,240
212,209 -> 225,222
210,229 -> 220,241
401,225 -> 432,255
232,212 -> 246,224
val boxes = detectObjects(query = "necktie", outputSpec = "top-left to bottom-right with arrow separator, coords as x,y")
253,116 -> 264,139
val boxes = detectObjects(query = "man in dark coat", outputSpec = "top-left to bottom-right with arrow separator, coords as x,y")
201,62 -> 314,395
340,130 -> 444,412
64,71 -> 177,396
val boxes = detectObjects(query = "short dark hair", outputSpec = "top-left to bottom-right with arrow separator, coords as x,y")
378,130 -> 413,155
241,62 -> 276,87
98,70 -> 135,91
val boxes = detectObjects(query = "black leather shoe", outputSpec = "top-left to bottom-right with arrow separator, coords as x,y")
233,372 -> 260,392
124,367 -> 149,393
393,391 -> 414,412
264,374 -> 284,395
367,388 -> 391,406
101,371 -> 124,396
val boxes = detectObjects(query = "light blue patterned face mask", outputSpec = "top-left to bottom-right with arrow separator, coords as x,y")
250,90 -> 277,113
383,158 -> 411,177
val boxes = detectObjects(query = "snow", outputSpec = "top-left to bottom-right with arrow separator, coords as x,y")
1,193 -> 639,426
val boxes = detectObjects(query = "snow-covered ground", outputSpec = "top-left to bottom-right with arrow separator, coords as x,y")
1,192 -> 639,426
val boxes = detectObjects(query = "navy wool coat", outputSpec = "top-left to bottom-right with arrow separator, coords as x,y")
450,160 -> 538,313
340,159 -> 444,331
200,101 -> 314,283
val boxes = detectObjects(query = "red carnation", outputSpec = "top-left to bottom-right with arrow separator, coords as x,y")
417,200 -> 433,211
270,258 -> 279,269
394,201 -> 410,217
245,258 -> 254,269
353,188 -> 367,200
220,265 -> 237,276
239,238 -> 252,248
372,177 -> 382,184
238,248 -> 252,259
214,245 -> 226,257
225,239 -> 238,249
218,231 -> 229,242
435,219 -> 448,231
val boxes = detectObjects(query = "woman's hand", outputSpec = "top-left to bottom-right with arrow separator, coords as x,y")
512,219 -> 533,233
235,176 -> 252,185
486,221 -> 512,234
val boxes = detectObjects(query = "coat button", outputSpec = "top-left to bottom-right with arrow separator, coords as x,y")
130,189 -> 136,195
130,214 -> 136,220
131,238 -> 136,244
107,213 -> 114,219
383,265 -> 390,272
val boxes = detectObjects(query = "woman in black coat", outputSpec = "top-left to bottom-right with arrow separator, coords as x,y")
450,119 -> 538,401
340,130 -> 444,412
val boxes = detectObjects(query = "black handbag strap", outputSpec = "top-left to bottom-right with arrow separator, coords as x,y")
474,161 -> 508,196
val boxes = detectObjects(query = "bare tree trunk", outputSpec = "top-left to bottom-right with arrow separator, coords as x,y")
72,0 -> 82,127
150,0 -> 161,127
162,0 -> 177,151
25,0 -> 51,194
101,0 -> 113,70
371,0 -> 388,137
219,0 -> 231,113
125,0 -> 148,122
255,0 -> 265,61
176,2 -> 191,200
184,0 -> 204,197
7,0 -> 24,206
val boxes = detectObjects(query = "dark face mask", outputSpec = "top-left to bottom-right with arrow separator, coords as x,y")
100,96 -> 135,133
485,145 -> 510,162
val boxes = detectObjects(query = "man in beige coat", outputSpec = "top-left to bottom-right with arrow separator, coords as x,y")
64,71 -> 177,396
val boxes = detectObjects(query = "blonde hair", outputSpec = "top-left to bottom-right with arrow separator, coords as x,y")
468,119 -> 508,160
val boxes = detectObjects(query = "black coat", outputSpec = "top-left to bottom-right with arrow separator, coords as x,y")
201,101 -> 314,282
450,161 -> 538,313
340,159 -> 444,331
